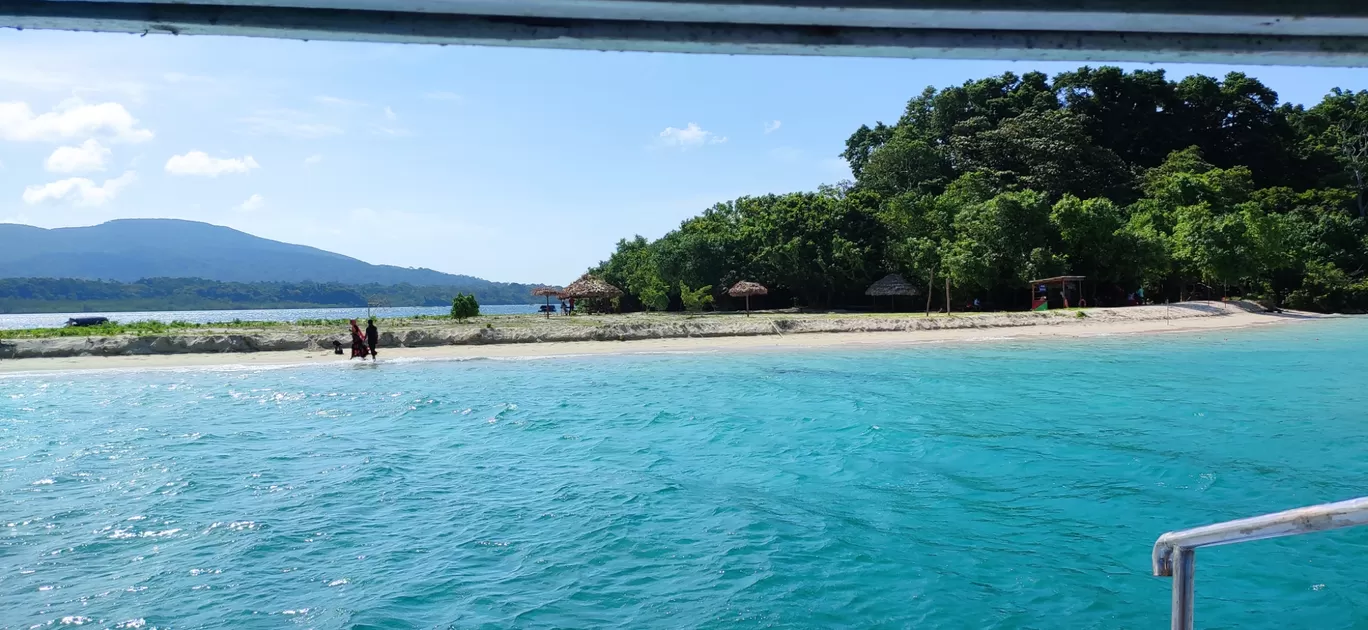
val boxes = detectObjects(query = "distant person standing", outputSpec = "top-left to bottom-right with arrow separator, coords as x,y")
365,318 -> 379,360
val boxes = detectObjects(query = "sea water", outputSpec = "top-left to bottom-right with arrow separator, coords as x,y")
2,320 -> 1367,629
0,305 -> 541,330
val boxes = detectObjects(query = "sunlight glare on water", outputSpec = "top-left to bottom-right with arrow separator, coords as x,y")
2,320 -> 1367,628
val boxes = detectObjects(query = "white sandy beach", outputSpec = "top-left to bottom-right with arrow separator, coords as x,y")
0,303 -> 1324,374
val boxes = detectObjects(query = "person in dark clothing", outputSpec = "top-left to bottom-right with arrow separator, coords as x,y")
365,318 -> 379,359
348,320 -> 368,360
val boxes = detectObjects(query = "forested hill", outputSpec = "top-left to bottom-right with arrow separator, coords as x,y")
0,278 -> 535,313
0,219 -> 522,287
594,67 -> 1368,314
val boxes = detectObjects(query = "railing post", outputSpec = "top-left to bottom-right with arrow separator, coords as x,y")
1155,497 -> 1368,628
1171,548 -> 1195,630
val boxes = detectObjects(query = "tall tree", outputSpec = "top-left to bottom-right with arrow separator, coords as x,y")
945,189 -> 1059,302
1050,195 -> 1127,291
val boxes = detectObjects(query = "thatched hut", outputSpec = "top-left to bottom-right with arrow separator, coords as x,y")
532,286 -> 562,317
727,281 -> 768,316
561,274 -> 622,313
865,274 -> 921,310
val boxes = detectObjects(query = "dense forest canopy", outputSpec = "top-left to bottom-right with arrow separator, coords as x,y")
593,67 -> 1368,313
0,277 -> 535,313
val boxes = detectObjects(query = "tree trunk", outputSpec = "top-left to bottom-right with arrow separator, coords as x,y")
945,278 -> 951,315
925,269 -> 934,316
1358,170 -> 1366,218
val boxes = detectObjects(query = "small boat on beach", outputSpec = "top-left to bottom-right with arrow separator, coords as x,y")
65,317 -> 110,327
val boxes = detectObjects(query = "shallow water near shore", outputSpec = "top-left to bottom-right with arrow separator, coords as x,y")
3,319 -> 1367,628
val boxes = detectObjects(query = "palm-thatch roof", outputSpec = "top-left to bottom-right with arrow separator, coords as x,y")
865,273 -> 921,297
531,286 -> 562,297
561,274 -> 622,299
727,281 -> 768,297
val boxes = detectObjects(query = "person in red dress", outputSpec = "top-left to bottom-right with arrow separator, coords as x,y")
348,319 -> 369,360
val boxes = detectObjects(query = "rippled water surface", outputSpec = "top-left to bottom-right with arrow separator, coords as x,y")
3,320 -> 1368,628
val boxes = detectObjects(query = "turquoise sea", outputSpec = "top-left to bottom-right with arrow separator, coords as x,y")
3,319 -> 1367,629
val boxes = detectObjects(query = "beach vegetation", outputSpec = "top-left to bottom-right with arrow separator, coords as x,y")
679,283 -> 715,312
591,68 -> 1368,313
451,293 -> 480,321
2,319 -> 230,339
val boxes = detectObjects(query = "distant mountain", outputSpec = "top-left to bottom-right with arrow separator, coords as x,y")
0,219 -> 538,292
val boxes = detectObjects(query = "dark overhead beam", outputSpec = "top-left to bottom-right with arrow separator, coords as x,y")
4,0 -> 1368,65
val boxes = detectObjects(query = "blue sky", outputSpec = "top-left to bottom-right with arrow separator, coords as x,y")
4,30 -> 1368,284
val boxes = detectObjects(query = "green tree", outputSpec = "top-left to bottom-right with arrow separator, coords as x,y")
595,236 -> 664,311
878,190 -> 958,310
1169,203 -> 1257,289
1292,88 -> 1368,215
678,283 -> 714,312
1052,66 -> 1180,168
951,109 -> 1133,201
945,189 -> 1058,299
585,66 -> 1368,314
1050,195 -> 1130,291
856,128 -> 950,197
842,122 -> 896,179
1286,261 -> 1368,312
451,293 -> 479,321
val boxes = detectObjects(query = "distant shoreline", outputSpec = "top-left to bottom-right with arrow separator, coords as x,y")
0,304 -> 543,331
0,302 -> 539,316
0,301 -> 1328,373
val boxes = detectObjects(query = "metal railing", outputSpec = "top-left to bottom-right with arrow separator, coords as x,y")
1152,496 -> 1368,630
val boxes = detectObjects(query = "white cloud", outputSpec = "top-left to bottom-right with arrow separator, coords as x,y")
0,99 -> 153,143
240,110 -> 343,138
236,193 -> 265,212
165,151 -> 260,176
425,91 -> 463,102
303,154 -> 323,166
23,171 -> 136,206
658,123 -> 727,149
45,139 -> 111,173
372,107 -> 406,135
764,120 -> 782,134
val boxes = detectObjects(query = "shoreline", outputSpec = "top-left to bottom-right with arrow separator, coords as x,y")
0,303 -> 1327,374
